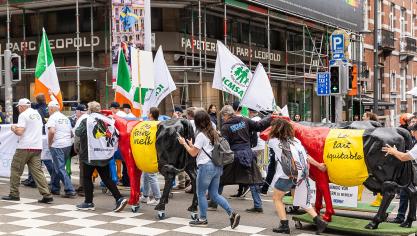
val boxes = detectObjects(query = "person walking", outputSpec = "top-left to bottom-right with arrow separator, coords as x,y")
140,107 -> 162,205
268,118 -> 327,234
72,104 -> 88,196
214,104 -> 272,213
178,109 -> 240,228
2,98 -> 53,203
46,101 -> 76,198
74,101 -> 127,212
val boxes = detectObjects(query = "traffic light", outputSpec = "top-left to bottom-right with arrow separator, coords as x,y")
10,54 -> 21,82
348,64 -> 358,96
330,65 -> 341,95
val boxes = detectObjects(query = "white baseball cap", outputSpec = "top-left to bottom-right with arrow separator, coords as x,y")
16,98 -> 31,107
48,100 -> 60,109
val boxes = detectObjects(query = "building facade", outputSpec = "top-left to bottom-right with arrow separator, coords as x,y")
0,0 -> 364,122
363,0 -> 417,126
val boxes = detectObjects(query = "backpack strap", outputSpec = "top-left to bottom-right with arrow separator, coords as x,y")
201,147 -> 213,160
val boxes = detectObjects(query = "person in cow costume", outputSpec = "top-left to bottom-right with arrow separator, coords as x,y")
261,116 -> 417,230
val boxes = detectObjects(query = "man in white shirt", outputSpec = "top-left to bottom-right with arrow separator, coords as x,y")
46,101 -> 76,198
383,123 -> 417,161
110,102 -> 127,117
122,103 -> 136,119
2,98 -> 53,203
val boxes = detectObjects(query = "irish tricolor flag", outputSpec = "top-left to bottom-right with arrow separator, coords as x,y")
34,28 -> 63,109
115,48 -> 141,117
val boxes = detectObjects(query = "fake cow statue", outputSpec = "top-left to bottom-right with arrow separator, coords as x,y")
261,117 -> 417,229
113,116 -> 198,219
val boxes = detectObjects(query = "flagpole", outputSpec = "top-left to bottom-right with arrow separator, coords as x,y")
170,94 -> 175,112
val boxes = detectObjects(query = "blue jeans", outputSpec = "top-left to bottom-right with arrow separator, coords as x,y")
50,146 -> 75,194
250,184 -> 262,208
197,161 -> 233,220
142,172 -> 161,199
396,189 -> 408,221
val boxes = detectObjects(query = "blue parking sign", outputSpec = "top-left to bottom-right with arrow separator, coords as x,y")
331,34 -> 344,52
317,72 -> 330,96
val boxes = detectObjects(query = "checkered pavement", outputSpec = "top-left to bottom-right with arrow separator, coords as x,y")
0,196 -> 274,236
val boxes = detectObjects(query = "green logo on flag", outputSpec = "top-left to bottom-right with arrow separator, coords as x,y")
231,64 -> 250,86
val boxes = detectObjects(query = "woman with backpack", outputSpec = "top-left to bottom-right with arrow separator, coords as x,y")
268,118 -> 327,234
177,109 -> 240,229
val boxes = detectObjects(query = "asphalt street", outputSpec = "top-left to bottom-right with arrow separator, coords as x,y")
0,158 -> 410,236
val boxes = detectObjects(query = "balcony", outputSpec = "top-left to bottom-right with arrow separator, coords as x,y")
400,36 -> 417,61
377,29 -> 395,55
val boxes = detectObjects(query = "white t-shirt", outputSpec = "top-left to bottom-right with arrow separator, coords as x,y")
16,108 -> 43,149
193,132 -> 213,166
46,111 -> 73,148
116,110 -> 127,117
268,138 -> 287,180
408,144 -> 417,160
125,112 -> 136,119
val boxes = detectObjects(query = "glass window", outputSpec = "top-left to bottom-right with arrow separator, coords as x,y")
401,8 -> 406,36
364,0 -> 368,31
390,72 -> 396,91
401,78 -> 406,101
390,3 -> 395,31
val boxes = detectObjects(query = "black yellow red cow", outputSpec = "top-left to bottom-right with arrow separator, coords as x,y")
261,117 -> 416,229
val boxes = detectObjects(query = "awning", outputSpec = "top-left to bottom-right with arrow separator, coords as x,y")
353,95 -> 395,110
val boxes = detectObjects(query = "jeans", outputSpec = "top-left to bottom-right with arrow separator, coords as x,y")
262,148 -> 276,193
197,161 -> 233,220
142,172 -> 161,199
250,184 -> 262,208
396,189 -> 408,221
83,163 -> 122,203
50,146 -> 75,194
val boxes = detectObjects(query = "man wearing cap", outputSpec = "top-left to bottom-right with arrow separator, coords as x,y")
122,103 -> 136,119
2,98 -> 53,203
46,101 -> 76,198
71,104 -> 88,196
110,102 -> 127,117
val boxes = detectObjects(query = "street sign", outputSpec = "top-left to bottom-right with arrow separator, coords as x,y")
331,34 -> 344,52
331,33 -> 345,60
317,72 -> 331,96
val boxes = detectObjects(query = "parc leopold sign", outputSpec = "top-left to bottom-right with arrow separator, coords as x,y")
154,32 -> 286,66
0,32 -> 105,55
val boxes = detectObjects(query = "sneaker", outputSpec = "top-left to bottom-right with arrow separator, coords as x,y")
245,207 -> 263,213
1,195 -> 20,201
189,218 -> 208,227
76,202 -> 95,211
147,199 -> 160,206
38,196 -> 53,204
230,211 -> 241,229
140,196 -> 149,203
113,197 -> 128,212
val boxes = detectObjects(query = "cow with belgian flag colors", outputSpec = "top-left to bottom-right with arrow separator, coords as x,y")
260,118 -> 417,230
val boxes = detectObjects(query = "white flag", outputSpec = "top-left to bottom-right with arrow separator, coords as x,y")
281,105 -> 289,117
142,46 -> 176,115
241,63 -> 275,111
213,41 -> 252,99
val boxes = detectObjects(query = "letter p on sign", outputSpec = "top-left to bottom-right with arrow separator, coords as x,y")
332,34 -> 344,52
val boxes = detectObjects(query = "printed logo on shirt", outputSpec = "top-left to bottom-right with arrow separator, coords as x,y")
57,118 -> 69,125
230,121 -> 246,132
29,113 -> 41,120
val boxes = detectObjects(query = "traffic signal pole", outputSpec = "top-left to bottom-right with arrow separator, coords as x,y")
373,0 -> 379,113
4,1 -> 13,123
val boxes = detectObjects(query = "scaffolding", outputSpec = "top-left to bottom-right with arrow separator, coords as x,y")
1,0 -> 356,121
